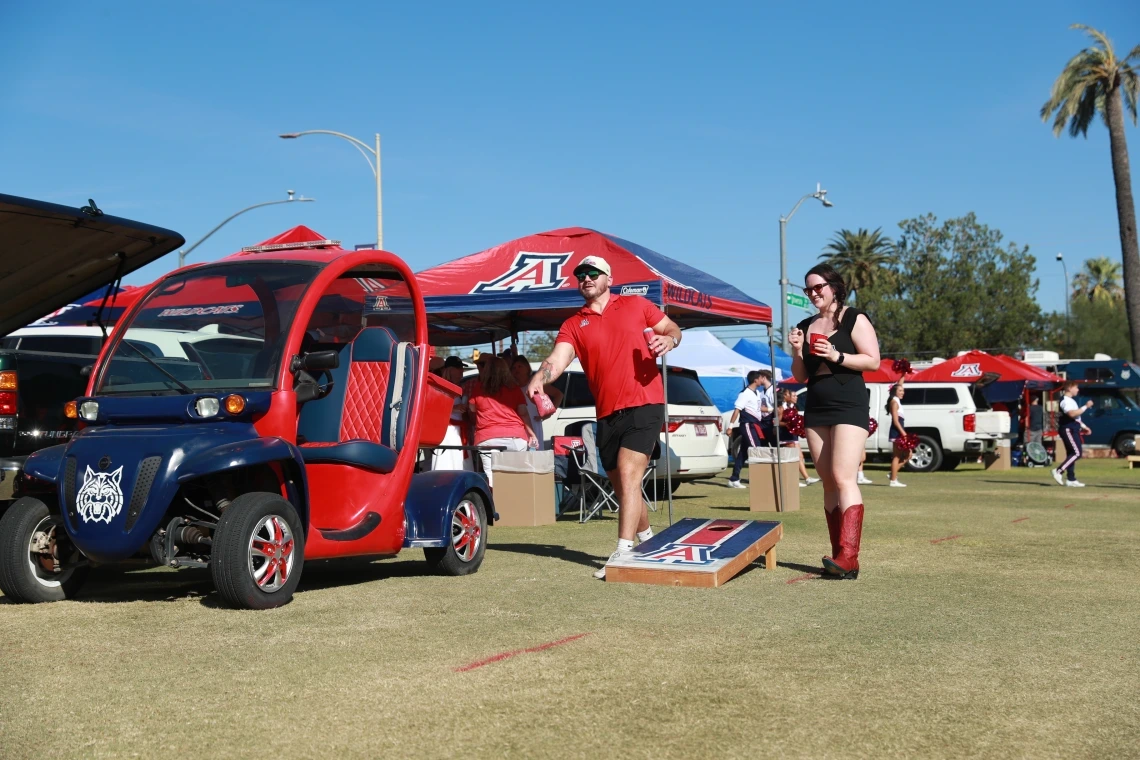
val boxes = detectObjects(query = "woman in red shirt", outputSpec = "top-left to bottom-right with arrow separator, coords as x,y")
468,356 -> 537,486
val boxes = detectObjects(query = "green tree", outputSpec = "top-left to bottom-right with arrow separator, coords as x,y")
1045,296 -> 1132,359
1071,256 -> 1124,301
1041,24 -> 1140,360
818,227 -> 896,303
865,213 -> 1043,356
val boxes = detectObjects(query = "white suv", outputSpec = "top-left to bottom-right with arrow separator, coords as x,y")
542,361 -> 728,491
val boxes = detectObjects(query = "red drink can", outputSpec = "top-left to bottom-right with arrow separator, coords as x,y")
533,391 -> 556,419
643,327 -> 656,351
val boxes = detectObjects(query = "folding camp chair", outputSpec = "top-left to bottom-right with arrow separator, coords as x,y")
565,424 -> 658,523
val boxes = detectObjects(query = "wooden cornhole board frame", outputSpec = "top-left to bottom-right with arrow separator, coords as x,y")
604,518 -> 782,587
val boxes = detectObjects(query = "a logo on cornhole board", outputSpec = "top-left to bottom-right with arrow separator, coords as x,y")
637,543 -> 715,565
471,252 -> 571,293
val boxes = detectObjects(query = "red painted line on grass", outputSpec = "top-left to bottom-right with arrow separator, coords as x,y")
454,633 -> 591,672
1064,504 -> 1074,509
1011,517 -> 1030,524
930,534 -> 961,544
786,573 -> 816,585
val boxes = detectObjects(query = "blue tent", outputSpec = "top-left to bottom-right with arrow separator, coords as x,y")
732,339 -> 793,377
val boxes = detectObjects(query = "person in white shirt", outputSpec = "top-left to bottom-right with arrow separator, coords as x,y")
727,371 -> 765,488
886,381 -> 909,487
1053,380 -> 1093,487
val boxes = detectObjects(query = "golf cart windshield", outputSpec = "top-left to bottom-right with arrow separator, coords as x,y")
96,262 -> 321,395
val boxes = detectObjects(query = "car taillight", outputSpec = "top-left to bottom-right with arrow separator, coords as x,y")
963,413 -> 976,432
0,391 -> 16,416
663,418 -> 684,433
714,417 -> 723,433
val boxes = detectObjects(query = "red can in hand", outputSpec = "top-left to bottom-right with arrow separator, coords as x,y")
533,391 -> 556,419
809,333 -> 830,353
644,327 -> 656,353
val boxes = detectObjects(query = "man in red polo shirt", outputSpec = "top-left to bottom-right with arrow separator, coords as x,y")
527,255 -> 681,579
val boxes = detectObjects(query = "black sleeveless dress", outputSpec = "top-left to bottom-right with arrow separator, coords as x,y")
797,307 -> 870,431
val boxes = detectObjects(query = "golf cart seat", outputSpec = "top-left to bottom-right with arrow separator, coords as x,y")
297,326 -> 415,474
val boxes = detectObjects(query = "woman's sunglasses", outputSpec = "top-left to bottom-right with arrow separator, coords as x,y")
803,283 -> 828,297
575,269 -> 604,283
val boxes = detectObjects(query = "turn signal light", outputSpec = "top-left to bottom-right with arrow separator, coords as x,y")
0,371 -> 16,390
65,400 -> 78,419
224,394 -> 246,415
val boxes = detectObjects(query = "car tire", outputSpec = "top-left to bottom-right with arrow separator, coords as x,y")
424,491 -> 486,576
210,492 -> 304,610
1112,434 -> 1137,457
0,497 -> 89,603
905,435 -> 943,473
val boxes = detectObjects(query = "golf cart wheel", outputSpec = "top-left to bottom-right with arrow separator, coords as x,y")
210,492 -> 304,610
905,435 -> 943,473
424,491 -> 486,576
0,497 -> 89,603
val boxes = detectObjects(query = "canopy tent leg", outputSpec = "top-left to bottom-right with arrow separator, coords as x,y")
769,327 -> 784,513
663,351 -> 672,526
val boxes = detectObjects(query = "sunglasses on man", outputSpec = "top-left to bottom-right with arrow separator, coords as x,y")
575,269 -> 605,283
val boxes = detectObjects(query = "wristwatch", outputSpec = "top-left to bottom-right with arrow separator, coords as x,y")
671,336 -> 679,348
836,352 -> 845,365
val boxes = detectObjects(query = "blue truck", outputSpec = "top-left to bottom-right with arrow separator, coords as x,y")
1023,354 -> 1140,456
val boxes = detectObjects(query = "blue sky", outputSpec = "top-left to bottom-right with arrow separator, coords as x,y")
2,1 -> 1138,340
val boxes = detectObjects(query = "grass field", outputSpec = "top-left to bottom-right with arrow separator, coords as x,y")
2,459 -> 1139,759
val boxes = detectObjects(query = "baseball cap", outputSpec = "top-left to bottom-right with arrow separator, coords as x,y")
573,256 -> 611,277
443,356 -> 464,369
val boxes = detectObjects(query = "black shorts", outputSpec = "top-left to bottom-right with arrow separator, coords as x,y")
597,404 -> 665,473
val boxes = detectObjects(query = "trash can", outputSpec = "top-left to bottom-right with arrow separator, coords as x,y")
490,450 -> 556,527
747,447 -> 801,512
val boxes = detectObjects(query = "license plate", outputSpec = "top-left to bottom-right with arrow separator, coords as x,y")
695,424 -> 707,436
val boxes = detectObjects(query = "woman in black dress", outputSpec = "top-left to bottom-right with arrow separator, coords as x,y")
788,264 -> 881,579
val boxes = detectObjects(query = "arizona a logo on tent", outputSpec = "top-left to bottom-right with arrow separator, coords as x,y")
951,363 -> 982,378
471,252 -> 571,294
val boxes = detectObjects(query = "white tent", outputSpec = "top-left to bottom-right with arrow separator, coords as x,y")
669,330 -> 780,412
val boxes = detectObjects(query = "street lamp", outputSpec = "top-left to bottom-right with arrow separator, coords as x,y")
177,191 -> 315,268
1057,252 -> 1070,354
280,130 -> 383,249
779,183 -> 833,353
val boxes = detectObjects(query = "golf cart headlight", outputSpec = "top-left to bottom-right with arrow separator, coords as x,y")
195,397 -> 221,418
79,401 -> 99,421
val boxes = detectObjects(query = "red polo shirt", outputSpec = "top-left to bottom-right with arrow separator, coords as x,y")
555,294 -> 666,418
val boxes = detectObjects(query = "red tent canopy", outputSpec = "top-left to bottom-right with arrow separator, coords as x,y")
908,350 -> 1061,384
413,227 -> 772,344
864,359 -> 905,384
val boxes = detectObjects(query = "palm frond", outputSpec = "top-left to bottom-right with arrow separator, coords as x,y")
1122,67 -> 1139,124
1071,24 -> 1116,61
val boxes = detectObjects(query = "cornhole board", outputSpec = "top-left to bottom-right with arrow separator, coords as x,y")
604,518 -> 782,587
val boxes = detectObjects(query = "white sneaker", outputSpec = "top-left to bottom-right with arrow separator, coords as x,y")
1065,480 -> 1086,488
889,479 -> 907,488
804,477 -> 820,485
727,479 -> 747,489
593,549 -> 633,579
799,481 -> 808,488
857,474 -> 873,485
1051,468 -> 1064,486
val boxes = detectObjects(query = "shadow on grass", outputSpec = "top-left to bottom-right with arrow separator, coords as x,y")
489,542 -> 600,569
979,479 -> 1056,488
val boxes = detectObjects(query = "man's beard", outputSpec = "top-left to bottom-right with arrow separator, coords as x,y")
582,284 -> 609,303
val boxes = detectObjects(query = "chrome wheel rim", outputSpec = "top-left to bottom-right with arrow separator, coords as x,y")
247,515 -> 295,593
451,499 -> 481,563
909,443 -> 933,470
27,516 -> 79,589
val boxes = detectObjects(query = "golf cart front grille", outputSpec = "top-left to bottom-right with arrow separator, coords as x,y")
124,456 -> 161,531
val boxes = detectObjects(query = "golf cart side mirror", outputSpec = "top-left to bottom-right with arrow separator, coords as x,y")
290,351 -> 339,373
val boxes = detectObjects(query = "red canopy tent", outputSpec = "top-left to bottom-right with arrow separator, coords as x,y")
909,351 -> 1060,385
864,359 -> 905,384
413,227 -> 772,344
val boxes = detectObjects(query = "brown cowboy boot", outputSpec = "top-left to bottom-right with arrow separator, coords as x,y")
822,504 -> 863,579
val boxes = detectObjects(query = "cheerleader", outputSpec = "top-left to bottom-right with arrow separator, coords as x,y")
777,388 -> 817,486
886,381 -> 909,487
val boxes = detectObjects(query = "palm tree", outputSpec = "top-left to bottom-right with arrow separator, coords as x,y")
818,227 -> 896,300
1042,24 -> 1140,360
1071,256 -> 1125,301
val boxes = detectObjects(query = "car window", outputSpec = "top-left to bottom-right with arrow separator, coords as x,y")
903,387 -> 960,405
14,335 -> 103,355
0,337 -> 18,350
666,372 -> 714,406
563,373 -> 596,408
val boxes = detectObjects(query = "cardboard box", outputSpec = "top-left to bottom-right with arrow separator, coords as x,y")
491,451 -> 556,527
746,447 -> 800,512
985,440 -> 1011,471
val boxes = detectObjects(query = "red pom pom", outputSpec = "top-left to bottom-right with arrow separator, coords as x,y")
868,417 -> 879,434
896,433 -> 921,451
892,358 -> 912,375
783,408 -> 805,438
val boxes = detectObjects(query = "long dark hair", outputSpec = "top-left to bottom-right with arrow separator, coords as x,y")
805,262 -> 848,316
885,381 -> 903,414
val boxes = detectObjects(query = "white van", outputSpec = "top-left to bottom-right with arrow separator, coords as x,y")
766,381 -> 1009,472
541,361 -> 728,491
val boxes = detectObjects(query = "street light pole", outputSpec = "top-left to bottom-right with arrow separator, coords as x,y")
177,191 -> 314,268
779,183 -> 833,353
280,130 -> 383,249
1057,252 -> 1070,354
